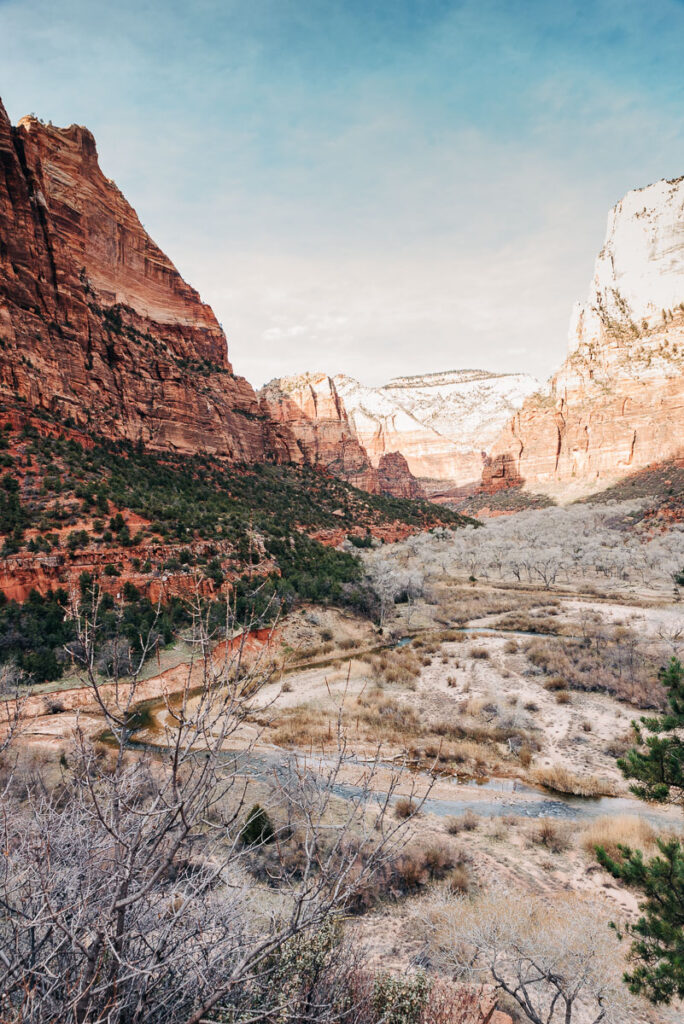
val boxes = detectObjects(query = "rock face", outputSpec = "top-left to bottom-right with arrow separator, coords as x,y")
485,176 -> 684,496
377,451 -> 424,499
0,99 -> 276,460
335,370 -> 538,487
259,373 -> 425,497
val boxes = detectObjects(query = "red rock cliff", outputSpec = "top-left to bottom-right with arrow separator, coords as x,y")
259,373 -> 426,498
484,176 -> 684,497
0,98 -> 278,459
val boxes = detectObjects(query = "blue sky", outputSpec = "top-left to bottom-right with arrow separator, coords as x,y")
1,0 -> 683,386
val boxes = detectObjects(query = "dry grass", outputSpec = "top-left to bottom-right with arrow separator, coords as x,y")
445,809 -> 479,834
555,690 -> 572,705
469,647 -> 490,660
580,815 -> 658,859
372,647 -> 422,687
270,689 -> 425,750
439,588 -> 552,625
532,763 -> 618,798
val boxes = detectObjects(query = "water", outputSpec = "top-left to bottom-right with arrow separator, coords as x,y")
155,743 -> 681,829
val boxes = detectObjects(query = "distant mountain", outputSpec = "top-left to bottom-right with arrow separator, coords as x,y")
335,370 -> 539,488
259,373 -> 425,498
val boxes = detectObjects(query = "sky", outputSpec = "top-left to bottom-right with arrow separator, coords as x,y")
1,0 -> 683,388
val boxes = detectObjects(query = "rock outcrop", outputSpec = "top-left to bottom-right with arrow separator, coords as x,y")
0,99 -> 277,460
377,451 -> 424,499
485,176 -> 684,497
259,373 -> 425,497
335,370 -> 538,488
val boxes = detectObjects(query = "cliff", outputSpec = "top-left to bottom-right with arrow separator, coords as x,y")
484,176 -> 684,497
336,370 -> 538,487
258,373 -> 425,497
0,98 -> 277,460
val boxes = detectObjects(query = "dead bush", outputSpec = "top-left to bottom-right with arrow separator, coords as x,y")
543,676 -> 567,692
470,647 -> 490,660
394,796 -> 418,819
445,809 -> 479,834
528,818 -> 572,853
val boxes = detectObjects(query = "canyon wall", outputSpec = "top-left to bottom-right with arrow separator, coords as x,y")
336,370 -> 538,487
259,373 -> 425,497
0,98 -> 280,460
484,176 -> 684,497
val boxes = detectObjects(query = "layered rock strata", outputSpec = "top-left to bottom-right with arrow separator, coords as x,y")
259,373 -> 425,497
484,176 -> 684,496
0,99 -> 277,459
335,370 -> 538,487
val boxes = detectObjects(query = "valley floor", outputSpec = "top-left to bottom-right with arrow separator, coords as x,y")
13,558 -> 684,1023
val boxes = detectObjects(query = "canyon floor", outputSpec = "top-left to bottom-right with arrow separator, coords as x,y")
13,543 -> 684,1024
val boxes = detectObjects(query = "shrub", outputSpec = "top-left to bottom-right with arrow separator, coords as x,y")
470,647 -> 490,660
528,818 -> 572,853
394,796 -> 418,819
240,804 -> 275,846
372,971 -> 429,1024
445,809 -> 479,834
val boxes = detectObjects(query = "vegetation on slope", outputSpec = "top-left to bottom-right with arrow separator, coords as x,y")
0,414 -> 473,686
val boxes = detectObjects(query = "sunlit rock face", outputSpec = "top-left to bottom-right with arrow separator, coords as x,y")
484,176 -> 684,497
258,373 -> 425,498
335,370 -> 538,487
0,98 -> 275,460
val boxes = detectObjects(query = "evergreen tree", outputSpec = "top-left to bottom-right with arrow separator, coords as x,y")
597,657 -> 684,1003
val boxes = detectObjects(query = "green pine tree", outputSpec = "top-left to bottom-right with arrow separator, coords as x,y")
596,657 -> 684,1003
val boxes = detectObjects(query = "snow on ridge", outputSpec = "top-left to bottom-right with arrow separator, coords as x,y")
335,368 -> 539,453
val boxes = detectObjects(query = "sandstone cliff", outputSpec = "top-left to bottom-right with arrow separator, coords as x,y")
336,370 -> 538,487
0,98 -> 278,460
258,373 -> 425,497
484,176 -> 684,497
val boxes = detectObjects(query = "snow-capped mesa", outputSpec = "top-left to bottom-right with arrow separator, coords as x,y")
334,370 -> 539,489
382,370 -> 539,450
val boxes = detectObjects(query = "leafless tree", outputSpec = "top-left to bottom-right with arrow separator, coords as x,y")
423,887 -> 630,1024
0,586 -> 424,1024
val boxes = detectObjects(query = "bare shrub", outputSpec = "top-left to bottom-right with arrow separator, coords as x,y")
470,647 -> 490,660
395,796 -> 418,819
425,888 -> 630,1023
542,675 -> 567,691
518,744 -> 533,768
445,809 -> 479,834
527,818 -> 572,853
